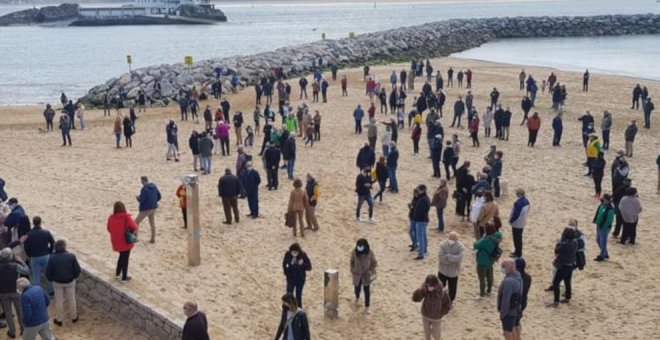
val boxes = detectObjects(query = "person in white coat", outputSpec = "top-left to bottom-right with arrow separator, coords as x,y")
437,232 -> 464,302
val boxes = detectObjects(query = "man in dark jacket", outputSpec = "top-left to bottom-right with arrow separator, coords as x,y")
577,111 -> 594,148
497,259 -> 523,339
356,143 -> 375,170
264,143 -> 281,190
135,176 -> 162,243
643,97 -> 654,129
624,120 -> 638,157
298,76 -> 308,99
2,198 -> 24,246
283,135 -> 297,180
0,178 -> 7,202
412,185 -> 431,260
0,248 -> 29,337
387,142 -> 399,193
451,96 -> 465,128
18,277 -> 55,340
549,227 -> 578,306
520,96 -> 532,125
631,84 -> 642,110
182,301 -> 210,340
45,240 -> 80,326
218,168 -> 241,224
242,162 -> 261,219
321,78 -> 329,103
552,112 -> 563,146
490,88 -> 500,107
24,216 -> 55,295
199,132 -> 214,175
355,167 -> 375,223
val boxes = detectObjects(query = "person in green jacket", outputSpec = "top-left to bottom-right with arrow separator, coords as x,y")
593,193 -> 615,261
270,128 -> 281,146
473,229 -> 502,299
284,114 -> 297,134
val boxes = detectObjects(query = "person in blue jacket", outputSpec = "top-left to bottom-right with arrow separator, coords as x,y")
282,243 -> 312,308
321,79 -> 329,103
353,105 -> 364,134
387,142 -> 399,193
491,151 -> 503,198
18,277 -> 55,340
356,143 -> 375,170
242,162 -> 261,219
135,176 -> 161,244
2,198 -> 25,246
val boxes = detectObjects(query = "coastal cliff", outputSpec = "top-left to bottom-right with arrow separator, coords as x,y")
81,14 -> 660,106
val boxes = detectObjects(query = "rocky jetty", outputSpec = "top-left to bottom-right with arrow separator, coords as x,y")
81,14 -> 660,107
0,3 -> 79,26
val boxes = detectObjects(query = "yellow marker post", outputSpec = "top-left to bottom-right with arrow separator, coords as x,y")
126,55 -> 132,72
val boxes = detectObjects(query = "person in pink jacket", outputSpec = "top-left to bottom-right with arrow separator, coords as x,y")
215,121 -> 231,156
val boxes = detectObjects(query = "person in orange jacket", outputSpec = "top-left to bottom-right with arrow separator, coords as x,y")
176,184 -> 187,228
526,112 -> 541,147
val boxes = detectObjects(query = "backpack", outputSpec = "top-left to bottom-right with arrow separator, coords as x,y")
487,237 -> 502,261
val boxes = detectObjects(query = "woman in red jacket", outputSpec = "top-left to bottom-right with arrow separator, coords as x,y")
107,201 -> 138,282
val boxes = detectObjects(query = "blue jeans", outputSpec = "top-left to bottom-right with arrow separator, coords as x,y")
30,255 -> 53,294
356,194 -> 374,219
287,158 -> 295,179
388,166 -> 398,192
597,227 -> 609,258
436,206 -> 445,231
247,192 -> 259,217
201,156 -> 212,174
409,219 -> 417,247
415,221 -> 428,257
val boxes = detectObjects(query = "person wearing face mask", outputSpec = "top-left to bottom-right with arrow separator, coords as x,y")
431,179 -> 449,232
412,275 -> 452,340
282,243 -> 312,309
473,229 -> 502,300
355,168 -> 375,223
275,293 -> 310,340
497,259 -> 523,340
437,232 -> 464,303
548,227 -> 578,307
350,238 -> 377,314
2,198 -> 25,247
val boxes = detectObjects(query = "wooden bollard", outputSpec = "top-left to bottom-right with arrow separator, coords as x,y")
185,174 -> 201,266
324,269 -> 339,318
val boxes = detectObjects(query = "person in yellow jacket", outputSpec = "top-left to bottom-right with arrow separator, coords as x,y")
305,174 -> 320,231
176,184 -> 187,228
585,134 -> 601,176
414,111 -> 423,125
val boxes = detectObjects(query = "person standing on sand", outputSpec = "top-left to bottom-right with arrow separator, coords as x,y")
275,293 -> 310,340
0,247 -> 28,338
582,69 -> 590,92
437,232 -> 464,302
264,143 -> 281,190
45,239 -> 80,327
631,84 -> 642,110
355,167 -> 375,223
43,104 -> 55,132
618,187 -> 642,245
473,229 -> 502,300
304,174 -> 320,231
497,259 -> 523,340
182,302 -> 210,340
24,216 -> 55,295
123,115 -> 134,148
242,162 -> 261,219
526,112 -> 541,147
218,168 -> 241,225
107,201 -> 137,282
113,114 -> 123,149
233,111 -> 244,146
411,184 -> 431,261
552,112 -> 563,146
548,227 -> 577,307
387,142 -> 399,193
509,189 -> 530,258
353,104 -> 364,134
176,183 -> 187,228
166,120 -> 180,162
75,103 -> 85,131
351,238 -> 377,314
515,258 -> 532,330
601,111 -> 612,150
373,157 -> 389,203
59,111 -> 72,146
135,176 -> 161,244
189,131 -> 201,172
591,151 -> 606,199
450,96 -> 465,128
593,193 -> 615,261
577,111 -> 594,148
491,151 -> 503,198
643,97 -> 654,129
17,277 -> 56,340
341,75 -> 348,96
475,191 -> 499,240
431,179 -> 449,232
624,120 -> 638,157
282,243 -> 312,308
287,179 -> 309,238
518,69 -> 526,90
412,275 -> 452,340
520,96 -> 532,126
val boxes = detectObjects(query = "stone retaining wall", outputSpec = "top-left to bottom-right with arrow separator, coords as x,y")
81,13 -> 660,106
76,261 -> 183,340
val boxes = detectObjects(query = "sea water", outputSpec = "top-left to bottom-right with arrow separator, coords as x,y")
0,0 -> 658,105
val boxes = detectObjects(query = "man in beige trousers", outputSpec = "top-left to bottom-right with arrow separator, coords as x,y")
135,176 -> 161,243
45,240 -> 81,326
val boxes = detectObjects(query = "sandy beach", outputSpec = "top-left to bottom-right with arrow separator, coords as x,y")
1,57 -> 659,340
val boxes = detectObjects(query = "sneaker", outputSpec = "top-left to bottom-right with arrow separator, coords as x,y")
356,217 -> 362,223
365,307 -> 371,315
509,252 -> 519,258
368,218 -> 376,224
414,256 -> 424,260
121,276 -> 132,282
472,296 -> 483,300
594,256 -> 604,262
72,317 -> 79,324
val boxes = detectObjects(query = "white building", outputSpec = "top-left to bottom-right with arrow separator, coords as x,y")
79,0 -> 214,18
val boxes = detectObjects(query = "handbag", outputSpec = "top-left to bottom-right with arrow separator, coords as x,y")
124,217 -> 138,244
284,211 -> 295,228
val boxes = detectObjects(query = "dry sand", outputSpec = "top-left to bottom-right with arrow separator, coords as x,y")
1,57 -> 659,340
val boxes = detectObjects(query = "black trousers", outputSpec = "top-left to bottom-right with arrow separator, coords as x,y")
286,279 -> 305,308
181,208 -> 187,228
512,228 -> 523,257
267,168 -> 279,189
613,208 -> 623,236
412,138 -> 419,154
314,125 -> 320,141
354,280 -> 371,307
553,265 -> 574,303
528,130 -> 538,146
621,221 -> 637,245
593,175 -> 603,195
470,132 -> 479,147
553,130 -> 562,146
438,272 -> 458,302
116,250 -> 131,280
220,137 -> 230,155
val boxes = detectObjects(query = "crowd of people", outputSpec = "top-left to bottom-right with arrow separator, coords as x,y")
3,56 -> 658,340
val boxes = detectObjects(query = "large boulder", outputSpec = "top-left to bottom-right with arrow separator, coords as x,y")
0,3 -> 79,26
